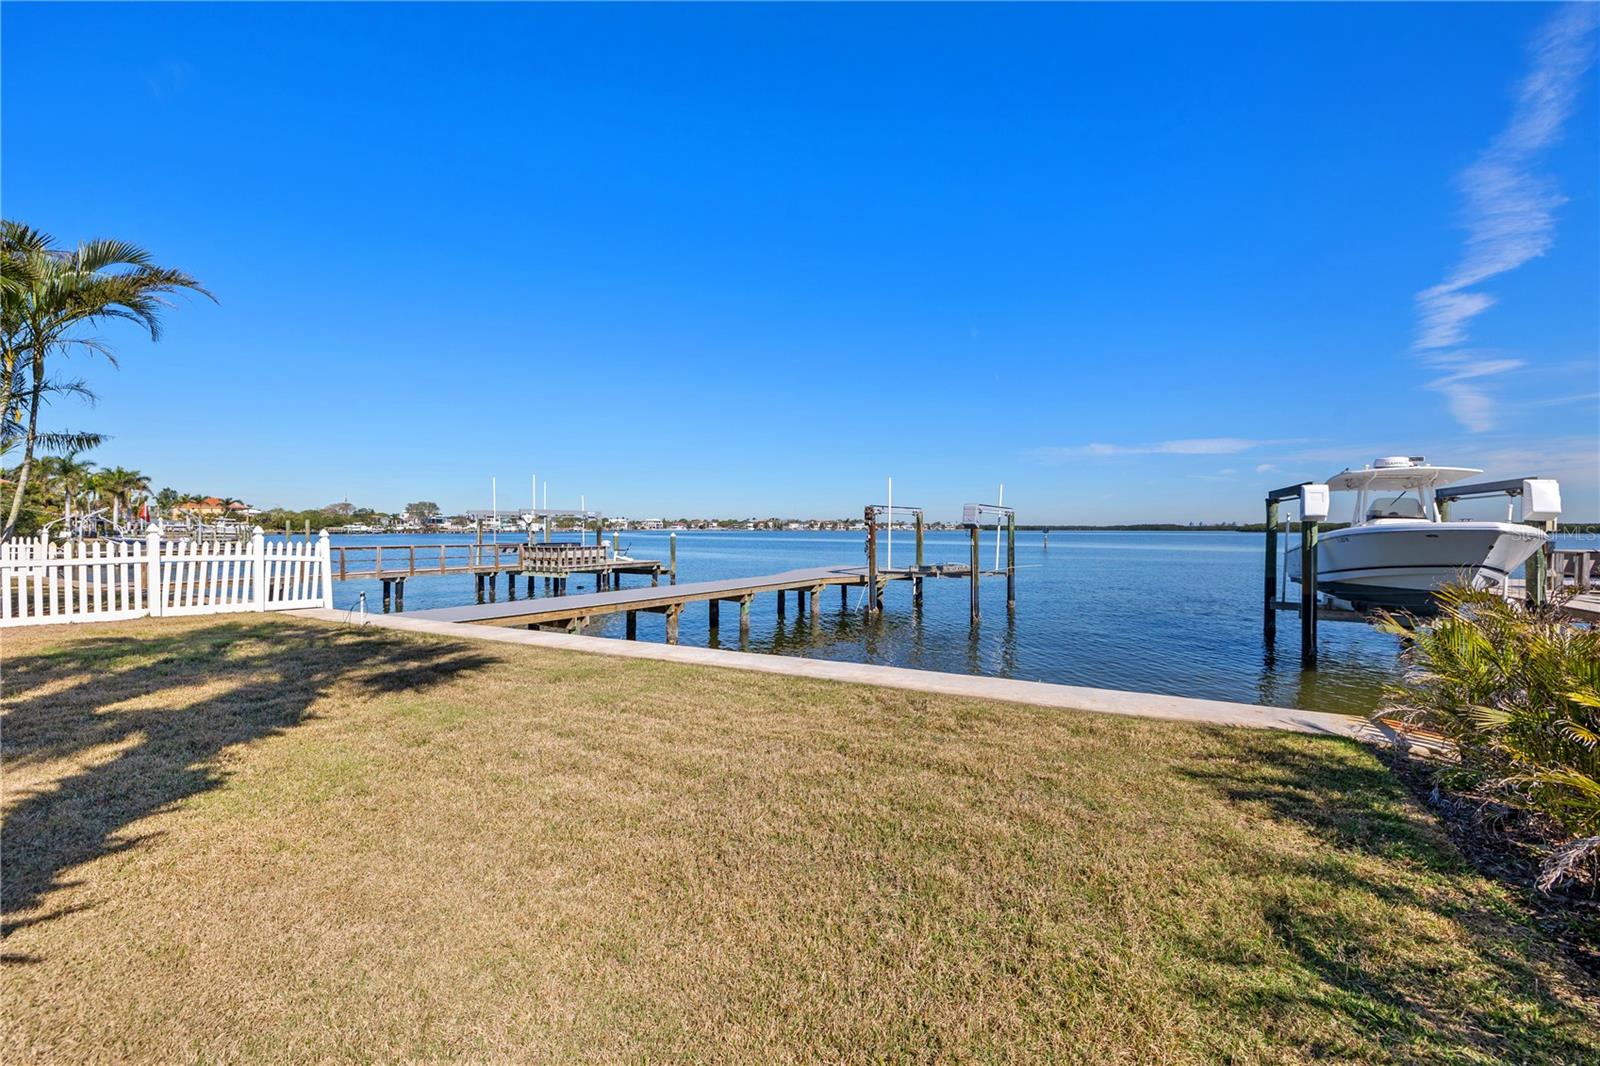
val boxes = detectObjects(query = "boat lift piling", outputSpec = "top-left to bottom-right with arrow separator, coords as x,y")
1263,482 -> 1329,669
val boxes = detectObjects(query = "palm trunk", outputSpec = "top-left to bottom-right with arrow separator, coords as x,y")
1,345 -> 47,541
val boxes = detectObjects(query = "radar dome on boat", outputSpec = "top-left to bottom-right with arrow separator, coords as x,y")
1373,456 -> 1425,469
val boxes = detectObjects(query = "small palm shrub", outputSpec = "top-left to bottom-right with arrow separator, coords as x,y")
1376,585 -> 1600,891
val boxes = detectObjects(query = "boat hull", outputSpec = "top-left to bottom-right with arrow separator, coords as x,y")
1289,521 -> 1546,611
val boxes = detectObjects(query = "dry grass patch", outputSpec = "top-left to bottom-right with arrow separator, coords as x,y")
3,615 -> 1597,1063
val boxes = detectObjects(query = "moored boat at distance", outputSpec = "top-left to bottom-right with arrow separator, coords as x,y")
1288,456 -> 1558,612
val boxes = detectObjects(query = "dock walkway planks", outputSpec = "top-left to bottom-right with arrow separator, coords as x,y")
409,565 -> 872,631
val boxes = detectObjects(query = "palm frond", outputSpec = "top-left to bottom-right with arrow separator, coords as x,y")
34,429 -> 107,455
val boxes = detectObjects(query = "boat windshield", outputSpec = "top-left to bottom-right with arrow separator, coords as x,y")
1365,493 -> 1426,521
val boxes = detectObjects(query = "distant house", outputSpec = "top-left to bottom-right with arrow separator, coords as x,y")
176,497 -> 250,517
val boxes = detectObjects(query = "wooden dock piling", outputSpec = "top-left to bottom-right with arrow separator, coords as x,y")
969,526 -> 980,622
1526,519 -> 1554,608
1262,498 -> 1279,645
1299,520 -> 1318,668
1006,512 -> 1016,613
864,506 -> 879,618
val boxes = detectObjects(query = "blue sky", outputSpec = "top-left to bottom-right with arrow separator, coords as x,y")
4,2 -> 1596,521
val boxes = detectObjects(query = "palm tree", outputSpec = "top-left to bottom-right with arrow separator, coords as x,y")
52,451 -> 97,515
24,451 -> 97,520
94,465 -> 152,519
1,221 -> 211,539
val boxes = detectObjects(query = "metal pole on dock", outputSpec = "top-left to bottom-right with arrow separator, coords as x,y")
864,506 -> 878,617
886,478 -> 892,571
994,484 -> 1004,572
915,511 -> 924,569
669,532 -> 677,584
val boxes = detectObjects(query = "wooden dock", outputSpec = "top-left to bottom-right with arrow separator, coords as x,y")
348,499 -> 1018,627
407,563 -> 973,643
330,541 -> 667,612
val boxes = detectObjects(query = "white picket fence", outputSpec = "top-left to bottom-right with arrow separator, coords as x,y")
1,535 -> 50,564
0,528 -> 333,627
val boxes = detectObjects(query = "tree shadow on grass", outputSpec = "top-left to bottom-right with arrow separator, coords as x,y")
1176,729 -> 1600,1062
1,620 -> 496,948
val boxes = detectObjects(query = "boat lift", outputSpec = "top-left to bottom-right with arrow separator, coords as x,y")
1262,482 -> 1331,669
962,500 -> 1017,622
1435,477 -> 1562,606
859,498 -> 1016,623
1266,473 -> 1565,668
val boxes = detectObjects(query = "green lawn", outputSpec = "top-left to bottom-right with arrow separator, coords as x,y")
3,616 -> 1596,1063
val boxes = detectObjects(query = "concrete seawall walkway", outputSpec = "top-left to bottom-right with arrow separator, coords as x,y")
289,607 -> 1369,739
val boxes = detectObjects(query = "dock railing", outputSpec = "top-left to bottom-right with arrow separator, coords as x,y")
331,541 -> 525,581
1548,548 -> 1597,598
521,542 -> 608,575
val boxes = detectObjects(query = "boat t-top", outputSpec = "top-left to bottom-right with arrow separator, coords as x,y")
1287,455 -> 1558,612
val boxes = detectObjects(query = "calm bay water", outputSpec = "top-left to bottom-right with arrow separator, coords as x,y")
316,527 -> 1586,716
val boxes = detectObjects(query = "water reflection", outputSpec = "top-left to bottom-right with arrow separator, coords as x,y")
320,529 -> 1552,715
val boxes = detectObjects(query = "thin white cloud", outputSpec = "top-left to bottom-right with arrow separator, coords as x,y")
1413,3 -> 1598,430
1452,436 -> 1600,482
1255,463 -> 1277,474
1031,437 -> 1294,462
1425,353 -> 1527,432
